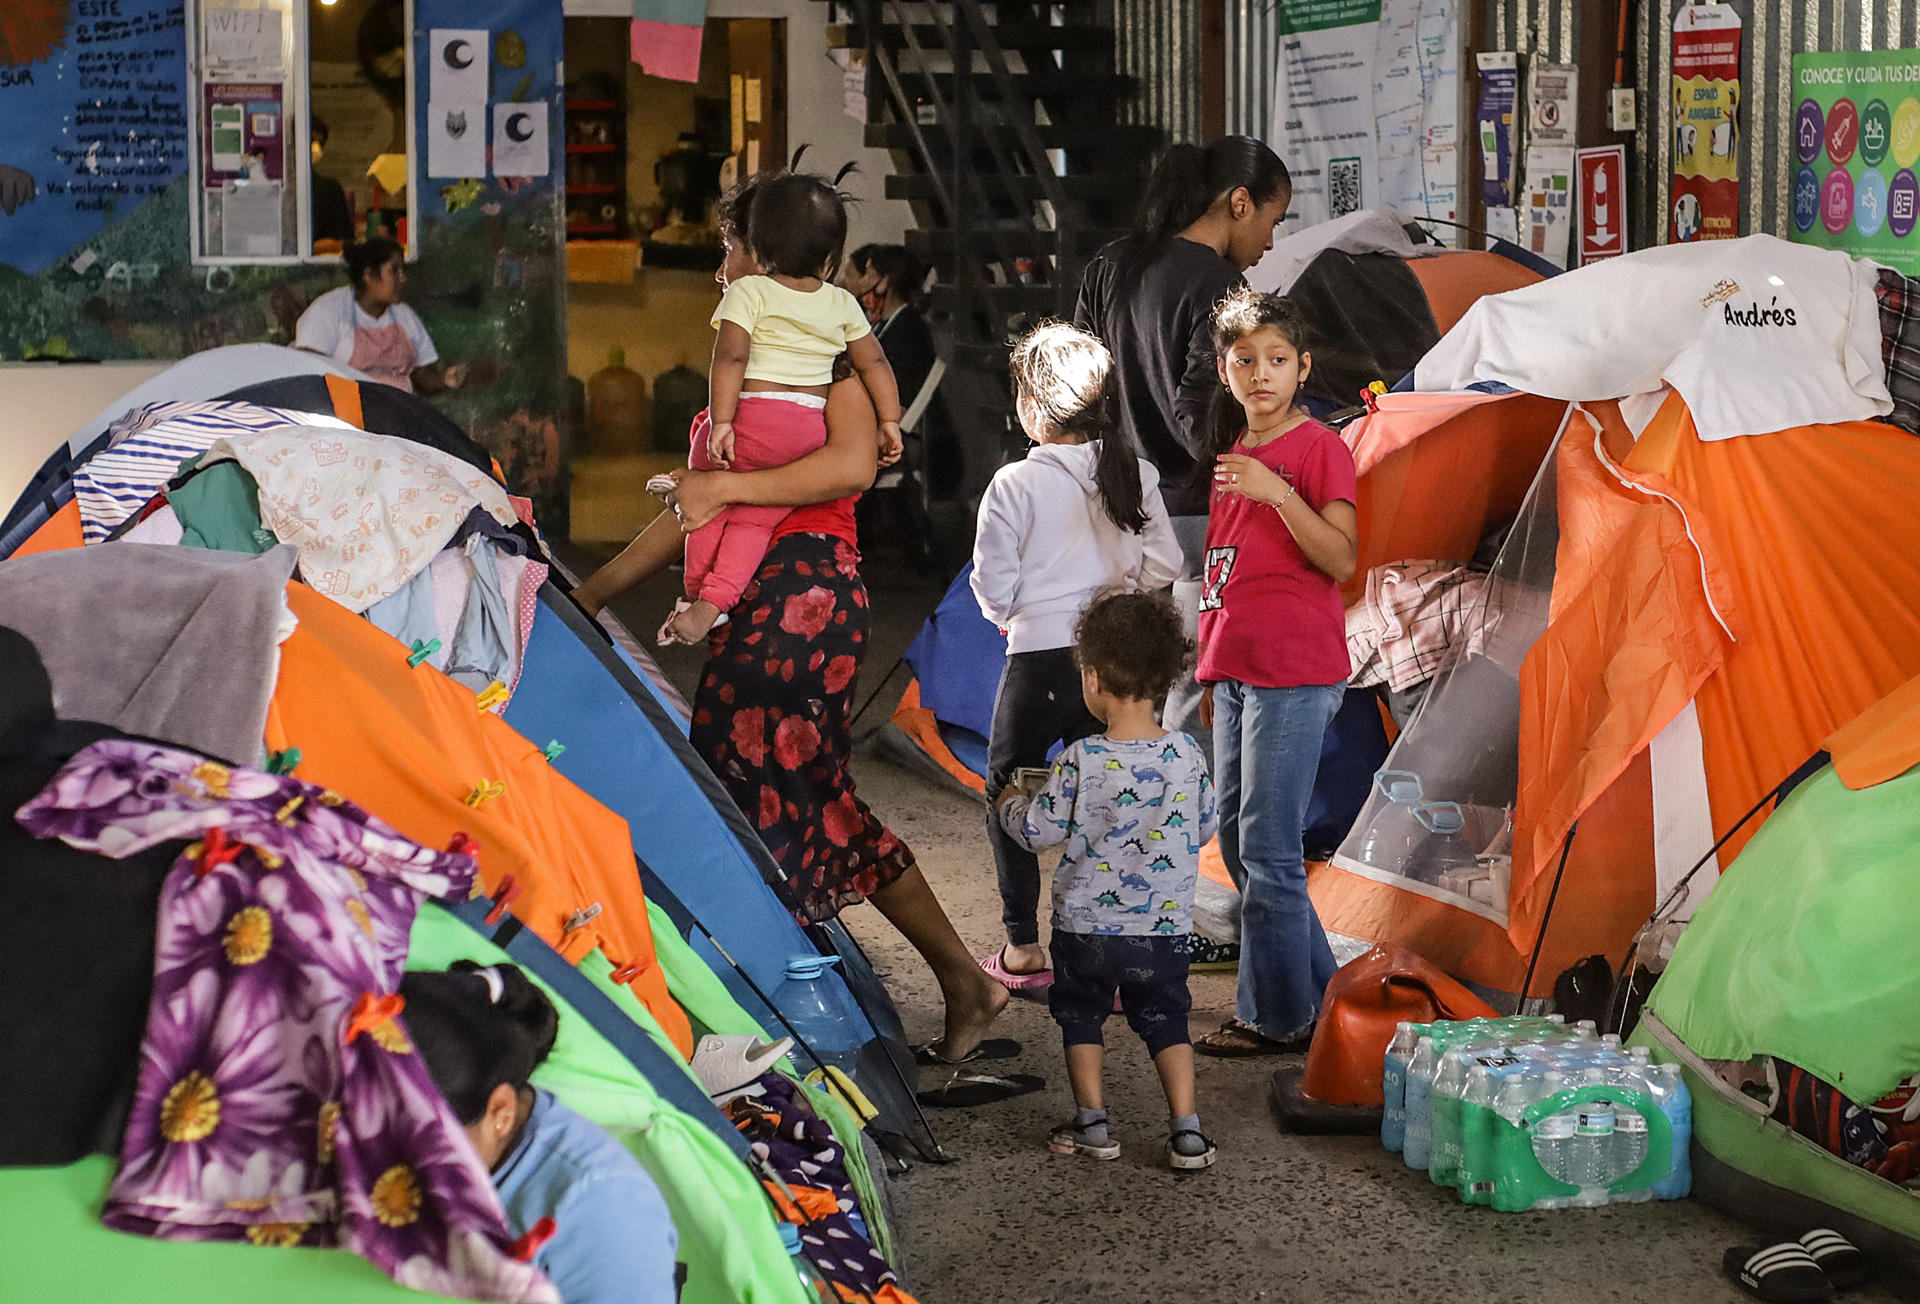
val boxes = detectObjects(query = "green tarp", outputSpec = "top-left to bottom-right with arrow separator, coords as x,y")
1647,759 -> 1920,1104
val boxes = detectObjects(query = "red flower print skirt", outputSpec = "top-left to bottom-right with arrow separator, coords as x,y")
690,533 -> 915,922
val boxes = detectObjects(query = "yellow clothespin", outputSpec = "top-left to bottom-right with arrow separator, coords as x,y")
475,681 -> 509,713
464,780 -> 506,808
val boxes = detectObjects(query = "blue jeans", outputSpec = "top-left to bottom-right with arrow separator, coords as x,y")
1213,679 -> 1345,1039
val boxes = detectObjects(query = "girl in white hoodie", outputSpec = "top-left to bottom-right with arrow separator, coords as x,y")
971,322 -> 1182,989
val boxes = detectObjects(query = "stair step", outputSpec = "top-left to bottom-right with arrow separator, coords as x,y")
865,121 -> 1162,152
884,173 -> 1144,203
902,70 -> 1130,100
827,22 -> 1113,52
927,284 -> 1074,317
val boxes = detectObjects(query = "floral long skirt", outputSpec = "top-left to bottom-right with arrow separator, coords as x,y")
689,533 -> 915,923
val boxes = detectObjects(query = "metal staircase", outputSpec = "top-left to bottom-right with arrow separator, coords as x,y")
824,0 -> 1163,499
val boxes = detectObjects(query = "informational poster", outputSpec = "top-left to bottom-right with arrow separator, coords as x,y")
0,0 -> 190,278
1477,51 -> 1518,206
201,83 -> 284,185
1269,0 -> 1459,233
1790,51 -> 1920,274
1520,62 -> 1576,267
201,6 -> 284,78
1577,144 -> 1627,265
833,49 -> 868,123
1671,4 -> 1742,243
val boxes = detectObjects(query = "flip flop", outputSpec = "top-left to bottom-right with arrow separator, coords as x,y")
912,1037 -> 1021,1067
1799,1230 -> 1871,1291
916,1070 -> 1047,1109
979,947 -> 1052,992
1195,1019 -> 1288,1059
1723,1244 -> 1835,1302
689,1033 -> 794,1099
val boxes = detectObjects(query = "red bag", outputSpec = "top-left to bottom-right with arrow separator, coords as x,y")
1301,943 -> 1497,1107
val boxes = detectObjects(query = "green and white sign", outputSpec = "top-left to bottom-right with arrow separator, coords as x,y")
1790,51 -> 1920,272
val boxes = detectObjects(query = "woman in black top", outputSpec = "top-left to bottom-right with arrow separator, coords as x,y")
1071,137 -> 1292,771
843,243 -> 945,559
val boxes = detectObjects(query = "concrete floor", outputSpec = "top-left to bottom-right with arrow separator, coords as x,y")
586,542 -> 1902,1304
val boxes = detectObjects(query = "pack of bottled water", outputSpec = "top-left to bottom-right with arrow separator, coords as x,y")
1382,1016 -> 1691,1211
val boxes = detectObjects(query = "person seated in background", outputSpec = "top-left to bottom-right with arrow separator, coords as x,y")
294,236 -> 469,394
310,116 -> 355,252
402,962 -> 681,1304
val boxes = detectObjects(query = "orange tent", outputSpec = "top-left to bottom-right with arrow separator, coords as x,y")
1315,388 -> 1920,996
267,582 -> 693,1054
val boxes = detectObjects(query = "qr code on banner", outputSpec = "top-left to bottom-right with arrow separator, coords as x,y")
1329,157 -> 1362,218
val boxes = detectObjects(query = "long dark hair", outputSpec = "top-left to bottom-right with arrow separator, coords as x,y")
400,962 -> 559,1124
344,236 -> 403,291
1118,136 -> 1290,272
1009,321 -> 1146,533
1201,288 -> 1315,464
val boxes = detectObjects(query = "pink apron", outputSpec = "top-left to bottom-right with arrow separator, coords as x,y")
349,316 -> 417,392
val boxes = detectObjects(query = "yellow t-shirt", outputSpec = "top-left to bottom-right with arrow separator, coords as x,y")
711,276 -> 872,386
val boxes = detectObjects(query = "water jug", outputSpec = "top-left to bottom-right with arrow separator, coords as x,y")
586,346 -> 648,455
1403,802 -> 1477,885
1356,770 -> 1425,872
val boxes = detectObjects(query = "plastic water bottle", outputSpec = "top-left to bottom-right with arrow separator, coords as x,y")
1568,1068 -> 1617,1205
1530,1071 -> 1577,1191
1457,1063 -> 1503,1205
1647,1061 -> 1693,1200
775,955 -> 862,1079
1429,1052 -> 1475,1188
1382,1022 -> 1418,1152
1608,1050 -> 1654,1201
1402,1036 -> 1439,1170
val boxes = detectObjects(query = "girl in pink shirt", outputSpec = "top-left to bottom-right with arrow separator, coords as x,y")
1192,289 -> 1359,1057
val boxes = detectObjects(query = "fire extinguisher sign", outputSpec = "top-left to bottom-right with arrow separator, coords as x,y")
1577,145 -> 1628,265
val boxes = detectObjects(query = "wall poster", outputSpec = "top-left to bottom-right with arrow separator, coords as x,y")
1790,51 -> 1920,274
1670,3 -> 1742,244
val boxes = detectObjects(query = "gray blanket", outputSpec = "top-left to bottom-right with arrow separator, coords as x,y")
0,543 -> 298,764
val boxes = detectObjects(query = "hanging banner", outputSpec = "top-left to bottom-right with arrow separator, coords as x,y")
1269,0 -> 1459,234
1670,4 -> 1741,243
1477,51 -> 1518,206
1789,51 -> 1920,274
1577,144 -> 1627,265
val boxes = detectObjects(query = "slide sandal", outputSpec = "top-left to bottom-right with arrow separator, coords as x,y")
1799,1230 -> 1870,1291
1723,1244 -> 1835,1302
979,948 -> 1052,992
913,1038 -> 1021,1067
916,1071 -> 1047,1109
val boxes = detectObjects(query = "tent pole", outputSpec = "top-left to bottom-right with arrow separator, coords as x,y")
848,652 -> 910,737
1518,819 -> 1578,1011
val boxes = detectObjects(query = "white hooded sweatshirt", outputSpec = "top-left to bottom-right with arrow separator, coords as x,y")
970,441 -> 1182,654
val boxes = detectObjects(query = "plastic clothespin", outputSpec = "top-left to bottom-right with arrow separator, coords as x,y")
464,779 -> 506,808
343,991 -> 405,1045
265,748 -> 301,776
274,794 -> 306,826
406,638 -> 442,668
475,681 -> 509,712
542,740 -> 566,763
483,875 -> 520,927
563,902 -> 603,935
1362,379 -> 1388,414
610,958 -> 650,985
446,831 -> 478,858
191,826 -> 245,878
509,1217 -> 557,1264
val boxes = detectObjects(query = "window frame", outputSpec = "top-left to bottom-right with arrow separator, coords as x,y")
185,0 -> 419,266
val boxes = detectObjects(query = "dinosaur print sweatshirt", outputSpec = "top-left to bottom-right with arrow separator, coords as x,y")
999,732 -> 1218,937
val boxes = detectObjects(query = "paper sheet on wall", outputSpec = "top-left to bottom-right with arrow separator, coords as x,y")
426,101 -> 486,178
429,29 -> 490,105
491,102 -> 549,176
833,49 -> 869,123
203,6 -> 284,77
221,181 -> 284,257
1477,51 -> 1518,205
1520,146 -> 1574,268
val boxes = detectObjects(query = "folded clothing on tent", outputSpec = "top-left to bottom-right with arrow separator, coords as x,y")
16,739 -> 558,1304
0,541 -> 298,765
0,628 -> 181,1167
365,531 -> 547,698
726,1074 -> 914,1304
195,426 -> 525,613
1873,268 -> 1920,436
1769,1058 -> 1920,1186
1345,559 -> 1489,691
1414,235 -> 1891,440
75,400 -> 356,545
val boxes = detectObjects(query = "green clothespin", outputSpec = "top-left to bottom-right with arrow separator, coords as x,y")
542,740 -> 566,763
407,638 -> 442,668
266,748 -> 301,776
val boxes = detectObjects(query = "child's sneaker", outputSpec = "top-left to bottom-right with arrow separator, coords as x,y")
1048,1121 -> 1120,1161
1167,1129 -> 1216,1171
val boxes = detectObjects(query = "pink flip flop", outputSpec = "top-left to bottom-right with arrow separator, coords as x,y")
980,947 -> 1053,991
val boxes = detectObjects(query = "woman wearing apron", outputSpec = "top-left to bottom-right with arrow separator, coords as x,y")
294,236 -> 468,394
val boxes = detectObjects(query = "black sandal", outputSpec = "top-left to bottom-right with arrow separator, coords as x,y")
1723,1244 -> 1835,1302
912,1037 -> 1021,1067
1195,1019 -> 1284,1058
1799,1230 -> 1870,1291
916,1070 -> 1046,1108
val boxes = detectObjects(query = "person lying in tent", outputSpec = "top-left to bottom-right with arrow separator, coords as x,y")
294,236 -> 469,394
402,962 -> 681,1304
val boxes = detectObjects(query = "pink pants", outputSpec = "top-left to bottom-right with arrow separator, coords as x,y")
684,395 -> 828,610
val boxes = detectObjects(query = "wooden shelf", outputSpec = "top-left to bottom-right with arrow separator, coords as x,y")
569,184 -> 620,195
567,100 -> 618,112
569,223 -> 620,235
566,143 -> 618,155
